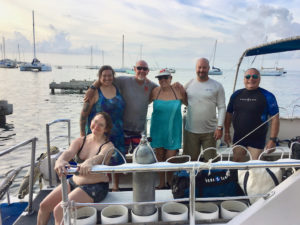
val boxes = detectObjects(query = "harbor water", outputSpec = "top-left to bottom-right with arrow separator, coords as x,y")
0,67 -> 299,196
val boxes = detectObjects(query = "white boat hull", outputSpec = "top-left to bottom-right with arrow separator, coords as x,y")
20,63 -> 52,72
260,67 -> 286,76
229,169 -> 300,225
208,70 -> 223,75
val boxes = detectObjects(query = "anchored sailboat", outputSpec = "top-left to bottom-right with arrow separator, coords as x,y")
115,35 -> 127,73
86,46 -> 100,69
20,11 -> 52,72
0,37 -> 17,69
260,54 -> 286,76
208,40 -> 223,75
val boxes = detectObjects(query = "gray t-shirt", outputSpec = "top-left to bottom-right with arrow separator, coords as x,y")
185,78 -> 226,133
115,76 -> 157,133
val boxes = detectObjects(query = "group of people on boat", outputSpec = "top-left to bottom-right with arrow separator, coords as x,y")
37,58 -> 279,225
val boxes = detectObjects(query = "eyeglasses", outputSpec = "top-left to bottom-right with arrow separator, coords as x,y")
158,75 -> 170,80
245,74 -> 259,79
136,66 -> 148,71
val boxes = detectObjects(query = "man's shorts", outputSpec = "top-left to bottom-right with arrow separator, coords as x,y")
124,130 -> 142,153
183,130 -> 216,161
68,177 -> 108,202
233,133 -> 266,150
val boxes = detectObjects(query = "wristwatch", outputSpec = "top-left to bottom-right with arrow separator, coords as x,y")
217,126 -> 223,130
269,137 -> 278,143
90,85 -> 96,90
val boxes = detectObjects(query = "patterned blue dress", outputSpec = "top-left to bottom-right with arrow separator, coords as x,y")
86,86 -> 126,165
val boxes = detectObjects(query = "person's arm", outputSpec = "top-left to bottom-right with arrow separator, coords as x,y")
182,91 -> 188,106
172,82 -> 185,99
84,80 -> 101,102
149,87 -> 158,103
54,138 -> 82,176
224,112 -> 233,146
214,85 -> 226,140
182,80 -> 193,106
78,142 -> 115,176
173,83 -> 188,106
80,92 -> 97,136
265,114 -> 280,152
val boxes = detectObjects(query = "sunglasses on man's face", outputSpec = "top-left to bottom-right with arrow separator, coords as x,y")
136,66 -> 148,71
245,74 -> 259,80
158,75 -> 170,81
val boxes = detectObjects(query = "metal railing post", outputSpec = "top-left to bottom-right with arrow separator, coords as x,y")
0,208 -> 2,225
189,169 -> 196,225
6,189 -> 10,205
46,123 -> 53,187
46,119 -> 71,188
61,175 -> 71,225
27,137 -> 37,215
67,120 -> 71,146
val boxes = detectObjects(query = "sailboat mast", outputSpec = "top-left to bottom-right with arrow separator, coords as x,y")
32,10 -> 36,59
140,44 -> 143,60
102,50 -> 104,65
212,40 -> 217,67
2,37 -> 6,59
18,44 -> 21,61
122,34 -> 124,68
90,46 -> 93,66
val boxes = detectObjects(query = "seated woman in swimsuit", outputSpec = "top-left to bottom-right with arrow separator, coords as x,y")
37,112 -> 114,225
150,69 -> 187,189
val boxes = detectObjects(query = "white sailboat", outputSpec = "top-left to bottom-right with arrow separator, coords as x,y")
260,54 -> 286,76
115,35 -> 127,73
85,46 -> 99,70
20,11 -> 52,72
208,40 -> 223,75
0,37 -> 17,68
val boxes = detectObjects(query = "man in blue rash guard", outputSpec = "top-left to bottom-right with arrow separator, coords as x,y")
224,68 -> 279,162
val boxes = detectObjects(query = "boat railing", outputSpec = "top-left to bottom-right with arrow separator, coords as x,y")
46,119 -> 70,187
0,137 -> 38,216
61,158 -> 300,225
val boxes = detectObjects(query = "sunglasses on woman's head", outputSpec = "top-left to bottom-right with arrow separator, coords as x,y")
136,66 -> 148,71
245,74 -> 259,79
158,75 -> 170,80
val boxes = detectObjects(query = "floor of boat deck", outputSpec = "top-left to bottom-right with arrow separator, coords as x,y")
14,189 -> 54,225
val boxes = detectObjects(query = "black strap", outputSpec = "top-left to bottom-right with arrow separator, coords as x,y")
97,140 -> 110,154
266,168 -> 279,186
243,171 -> 249,196
243,168 -> 279,196
156,88 -> 162,100
156,86 -> 178,100
77,136 -> 87,157
170,86 -> 178,99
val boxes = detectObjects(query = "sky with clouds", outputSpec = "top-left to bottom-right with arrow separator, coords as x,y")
0,0 -> 300,69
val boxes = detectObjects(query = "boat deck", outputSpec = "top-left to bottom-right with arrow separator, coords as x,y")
13,188 -> 230,225
14,189 -> 54,225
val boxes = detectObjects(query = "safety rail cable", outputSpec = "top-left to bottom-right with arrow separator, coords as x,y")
61,159 -> 300,225
46,119 -> 70,187
0,137 -> 38,218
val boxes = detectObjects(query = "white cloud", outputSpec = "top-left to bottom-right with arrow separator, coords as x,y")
1,0 -> 300,69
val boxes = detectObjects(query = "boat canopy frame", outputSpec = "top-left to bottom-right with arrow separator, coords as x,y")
233,36 -> 300,92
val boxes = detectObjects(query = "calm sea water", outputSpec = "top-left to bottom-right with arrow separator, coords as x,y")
0,67 -> 299,195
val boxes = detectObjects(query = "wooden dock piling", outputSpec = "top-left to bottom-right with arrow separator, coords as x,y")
0,100 -> 13,127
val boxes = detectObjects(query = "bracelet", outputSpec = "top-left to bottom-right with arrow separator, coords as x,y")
90,85 -> 96,90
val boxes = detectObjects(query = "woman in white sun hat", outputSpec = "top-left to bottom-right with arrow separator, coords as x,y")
150,69 -> 187,189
